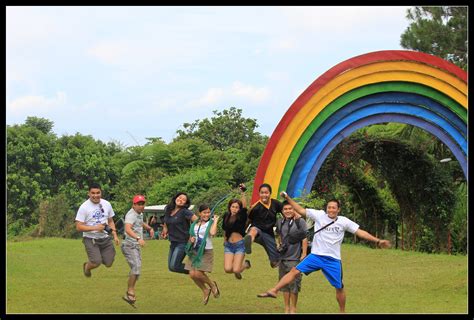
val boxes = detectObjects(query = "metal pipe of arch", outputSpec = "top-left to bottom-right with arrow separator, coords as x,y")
287,108 -> 467,197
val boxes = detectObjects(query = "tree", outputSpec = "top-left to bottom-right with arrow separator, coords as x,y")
175,107 -> 266,151
25,116 -> 54,134
7,122 -> 56,234
400,6 -> 468,70
50,133 -> 123,213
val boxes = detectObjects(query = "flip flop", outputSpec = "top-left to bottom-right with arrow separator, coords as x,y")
257,291 -> 277,298
212,281 -> 220,298
203,289 -> 211,305
122,292 -> 137,308
245,259 -> 251,269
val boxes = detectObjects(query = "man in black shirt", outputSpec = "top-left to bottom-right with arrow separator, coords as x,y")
244,183 -> 283,268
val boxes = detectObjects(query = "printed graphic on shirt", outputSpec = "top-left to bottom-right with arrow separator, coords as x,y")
92,205 -> 105,224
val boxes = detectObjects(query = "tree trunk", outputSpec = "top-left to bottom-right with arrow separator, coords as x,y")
395,222 -> 398,249
401,214 -> 404,251
373,204 -> 378,238
447,231 -> 452,255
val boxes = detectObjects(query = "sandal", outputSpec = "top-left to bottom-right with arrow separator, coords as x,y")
244,234 -> 252,254
203,288 -> 211,305
212,281 -> 220,298
122,291 -> 137,308
245,259 -> 251,269
257,291 -> 277,298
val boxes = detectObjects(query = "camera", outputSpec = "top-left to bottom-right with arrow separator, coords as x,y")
277,242 -> 288,254
103,224 -> 113,234
239,183 -> 247,192
193,237 -> 203,249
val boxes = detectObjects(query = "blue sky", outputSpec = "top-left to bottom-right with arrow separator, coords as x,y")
6,6 -> 413,147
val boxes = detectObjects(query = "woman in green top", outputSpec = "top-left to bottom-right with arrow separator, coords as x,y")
184,204 -> 220,305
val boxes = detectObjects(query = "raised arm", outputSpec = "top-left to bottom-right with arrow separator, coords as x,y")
280,191 -> 307,218
239,183 -> 248,209
209,215 -> 220,236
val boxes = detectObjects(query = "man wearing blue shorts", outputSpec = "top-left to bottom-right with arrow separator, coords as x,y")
258,192 -> 391,313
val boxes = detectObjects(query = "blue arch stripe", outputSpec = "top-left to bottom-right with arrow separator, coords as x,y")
288,114 -> 467,197
288,104 -> 467,197
289,114 -> 467,197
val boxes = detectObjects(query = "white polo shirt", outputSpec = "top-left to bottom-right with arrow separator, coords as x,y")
306,209 -> 359,260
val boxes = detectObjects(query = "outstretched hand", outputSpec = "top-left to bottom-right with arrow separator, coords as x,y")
377,240 -> 391,249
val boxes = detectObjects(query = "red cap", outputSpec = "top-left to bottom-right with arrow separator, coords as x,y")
133,195 -> 146,204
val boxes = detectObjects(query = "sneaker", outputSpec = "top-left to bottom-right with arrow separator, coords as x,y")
244,235 -> 252,254
234,272 -> 242,280
245,259 -> 251,269
83,262 -> 91,277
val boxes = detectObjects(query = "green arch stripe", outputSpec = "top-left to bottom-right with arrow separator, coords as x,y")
278,81 -> 466,193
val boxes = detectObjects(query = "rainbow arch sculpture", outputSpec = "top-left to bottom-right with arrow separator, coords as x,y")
252,50 -> 467,203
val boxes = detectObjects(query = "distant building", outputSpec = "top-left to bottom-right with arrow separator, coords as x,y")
144,204 -> 195,216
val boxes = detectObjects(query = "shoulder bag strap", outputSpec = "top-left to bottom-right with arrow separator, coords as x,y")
313,218 -> 338,235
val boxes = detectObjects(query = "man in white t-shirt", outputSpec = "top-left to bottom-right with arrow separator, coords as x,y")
75,183 -> 120,278
257,191 -> 391,313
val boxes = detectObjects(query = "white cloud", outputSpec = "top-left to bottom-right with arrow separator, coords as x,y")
7,91 -> 67,116
86,41 -> 132,65
265,71 -> 290,82
188,82 -> 270,108
188,88 -> 225,108
280,6 -> 410,32
231,81 -> 270,103
266,6 -> 411,53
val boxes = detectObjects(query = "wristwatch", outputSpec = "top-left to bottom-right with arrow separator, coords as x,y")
136,236 -> 141,241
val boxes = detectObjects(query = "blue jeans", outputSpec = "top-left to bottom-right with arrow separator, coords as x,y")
254,227 -> 280,265
168,241 -> 189,274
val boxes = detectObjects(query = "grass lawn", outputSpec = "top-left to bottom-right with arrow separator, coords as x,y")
6,237 -> 468,314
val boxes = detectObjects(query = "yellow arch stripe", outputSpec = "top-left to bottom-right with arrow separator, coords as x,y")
264,61 -> 467,197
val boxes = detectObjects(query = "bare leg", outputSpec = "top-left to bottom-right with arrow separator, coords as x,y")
127,274 -> 138,296
233,253 -> 246,273
191,269 -> 218,296
85,261 -> 100,273
189,270 -> 211,299
261,267 -> 301,296
283,292 -> 290,313
336,288 -> 346,313
247,227 -> 258,241
224,253 -> 235,274
289,292 -> 298,314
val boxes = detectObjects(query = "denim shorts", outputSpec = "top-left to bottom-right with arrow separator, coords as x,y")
224,239 -> 245,254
